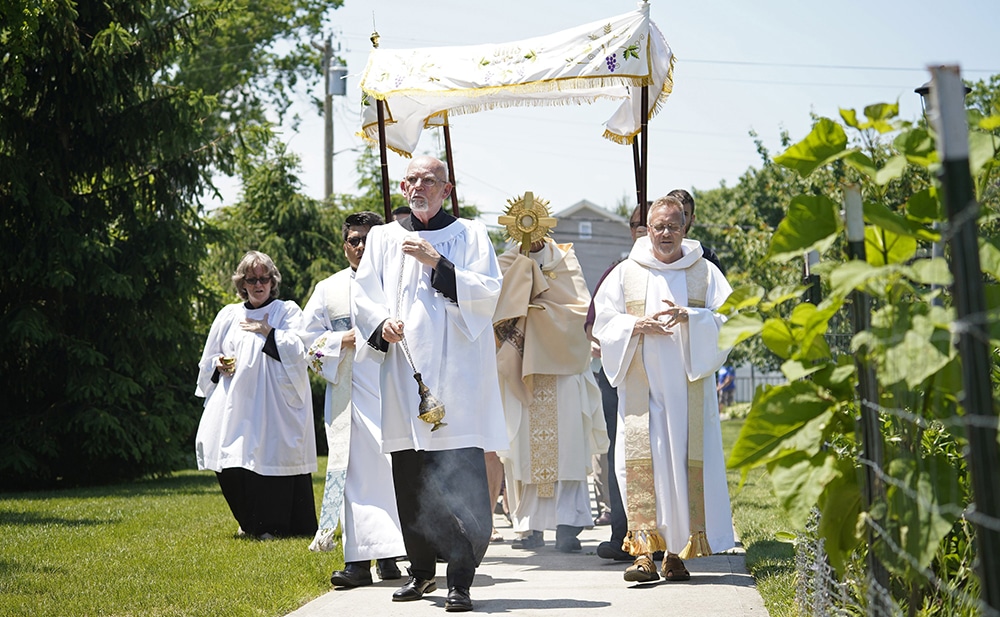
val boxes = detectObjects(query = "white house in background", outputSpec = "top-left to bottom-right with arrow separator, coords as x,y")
550,200 -> 632,294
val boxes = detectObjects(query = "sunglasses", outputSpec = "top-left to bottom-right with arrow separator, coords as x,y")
346,236 -> 367,247
244,276 -> 272,286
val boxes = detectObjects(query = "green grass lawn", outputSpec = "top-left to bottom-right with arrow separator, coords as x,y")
1,418 -> 798,617
0,464 -> 338,617
724,415 -> 800,617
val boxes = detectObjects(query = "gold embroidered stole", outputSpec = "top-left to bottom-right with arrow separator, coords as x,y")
620,258 -> 712,558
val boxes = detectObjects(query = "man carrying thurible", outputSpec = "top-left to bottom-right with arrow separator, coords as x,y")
353,155 -> 508,613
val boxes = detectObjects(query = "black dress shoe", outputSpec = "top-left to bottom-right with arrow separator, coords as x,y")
330,562 -> 373,588
511,530 -> 544,549
376,558 -> 402,580
392,576 -> 437,601
445,587 -> 473,612
597,540 -> 633,561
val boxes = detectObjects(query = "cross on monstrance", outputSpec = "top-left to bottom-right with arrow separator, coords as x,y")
498,192 -> 557,256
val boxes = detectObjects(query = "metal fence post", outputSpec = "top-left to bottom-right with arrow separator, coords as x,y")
929,64 -> 1000,612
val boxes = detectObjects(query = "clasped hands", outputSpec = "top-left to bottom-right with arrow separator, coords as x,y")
632,299 -> 689,336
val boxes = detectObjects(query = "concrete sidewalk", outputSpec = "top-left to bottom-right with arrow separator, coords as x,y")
285,512 -> 770,617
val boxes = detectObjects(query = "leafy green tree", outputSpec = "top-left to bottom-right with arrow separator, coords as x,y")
0,1 -> 221,488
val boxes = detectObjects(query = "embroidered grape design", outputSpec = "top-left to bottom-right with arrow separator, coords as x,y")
605,53 -> 617,72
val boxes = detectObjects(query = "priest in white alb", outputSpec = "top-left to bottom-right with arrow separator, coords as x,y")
494,235 -> 608,553
593,195 -> 735,584
300,211 -> 405,588
352,156 -> 508,613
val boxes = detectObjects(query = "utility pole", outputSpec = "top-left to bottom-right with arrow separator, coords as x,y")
312,34 -> 347,201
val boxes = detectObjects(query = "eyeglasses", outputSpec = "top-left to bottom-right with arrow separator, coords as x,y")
244,276 -> 272,286
650,224 -> 684,235
404,175 -> 446,188
346,236 -> 367,247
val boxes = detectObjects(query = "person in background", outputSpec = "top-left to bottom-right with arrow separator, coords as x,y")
666,188 -> 725,275
586,205 -> 645,562
195,250 -> 317,540
494,236 -> 608,553
392,205 -> 411,222
300,211 -> 406,588
717,364 -> 736,415
353,155 -> 508,613
593,196 -> 735,584
485,451 -> 506,543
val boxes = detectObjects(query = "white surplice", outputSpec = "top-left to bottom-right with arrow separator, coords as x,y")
300,269 -> 405,561
495,242 -> 609,532
593,237 -> 735,554
353,219 -> 508,454
195,299 -> 316,476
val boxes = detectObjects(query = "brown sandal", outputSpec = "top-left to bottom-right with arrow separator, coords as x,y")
624,555 -> 660,583
661,553 -> 691,581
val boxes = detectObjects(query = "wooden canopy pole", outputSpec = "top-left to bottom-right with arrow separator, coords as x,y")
376,99 -> 392,222
639,85 -> 649,225
442,117 -> 460,217
632,139 -> 641,217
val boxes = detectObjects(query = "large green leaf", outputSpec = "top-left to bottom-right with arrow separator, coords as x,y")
969,130 -> 1000,179
719,313 -> 764,350
863,200 -> 939,242
727,380 -> 834,470
844,150 -> 877,181
865,227 -> 917,266
980,240 -> 1000,280
828,260 -> 904,298
904,188 -> 941,223
817,463 -> 864,576
894,127 -> 937,167
879,312 -> 954,387
874,155 -> 907,186
768,450 -> 840,529
775,117 -> 850,178
767,194 -> 841,262
789,300 -> 840,362
908,257 -> 952,286
863,102 -> 900,133
718,284 -> 764,315
760,317 -> 795,359
881,455 -> 962,576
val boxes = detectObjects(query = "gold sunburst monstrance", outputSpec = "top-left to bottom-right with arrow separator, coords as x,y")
497,192 -> 557,256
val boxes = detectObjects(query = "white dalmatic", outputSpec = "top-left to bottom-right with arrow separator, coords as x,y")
300,269 -> 405,561
594,237 -> 736,554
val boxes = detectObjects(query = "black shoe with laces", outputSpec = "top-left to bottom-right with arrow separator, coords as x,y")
445,587 -> 473,612
376,558 -> 401,580
392,575 -> 437,601
330,561 -> 373,588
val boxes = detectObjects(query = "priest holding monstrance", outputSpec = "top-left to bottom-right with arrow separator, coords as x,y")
353,155 -> 508,612
493,195 -> 609,553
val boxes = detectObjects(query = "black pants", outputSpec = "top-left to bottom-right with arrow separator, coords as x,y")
391,447 -> 492,590
597,368 -> 628,546
216,468 -> 318,537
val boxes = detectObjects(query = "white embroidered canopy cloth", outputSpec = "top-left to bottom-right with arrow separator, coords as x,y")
358,2 -> 674,156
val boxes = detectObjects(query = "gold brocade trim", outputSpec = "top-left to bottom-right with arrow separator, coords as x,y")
528,374 -> 558,498
494,317 -> 525,355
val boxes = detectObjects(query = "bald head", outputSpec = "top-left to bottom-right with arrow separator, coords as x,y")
401,156 -> 452,224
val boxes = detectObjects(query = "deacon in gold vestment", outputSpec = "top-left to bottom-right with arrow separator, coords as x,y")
494,238 -> 609,552
593,196 -> 735,584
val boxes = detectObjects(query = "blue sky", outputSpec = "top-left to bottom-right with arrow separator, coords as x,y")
218,0 -> 1000,223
